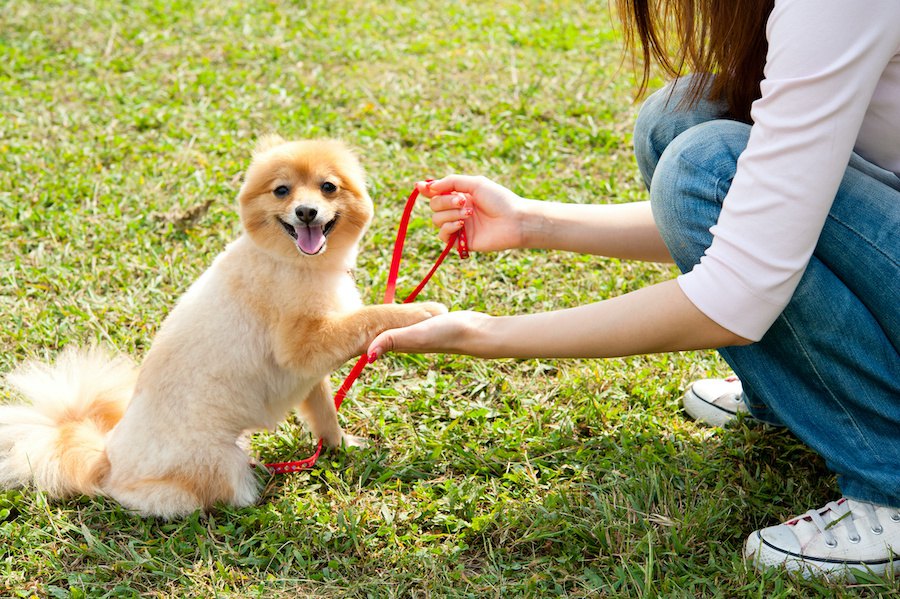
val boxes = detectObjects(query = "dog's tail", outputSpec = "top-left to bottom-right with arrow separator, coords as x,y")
0,347 -> 137,498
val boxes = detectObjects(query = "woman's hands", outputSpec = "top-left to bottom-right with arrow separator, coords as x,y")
364,174 -> 735,363
418,175 -> 531,252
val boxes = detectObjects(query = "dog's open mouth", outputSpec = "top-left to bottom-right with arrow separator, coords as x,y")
279,216 -> 339,255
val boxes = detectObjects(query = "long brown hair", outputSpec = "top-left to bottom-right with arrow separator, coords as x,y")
615,0 -> 774,123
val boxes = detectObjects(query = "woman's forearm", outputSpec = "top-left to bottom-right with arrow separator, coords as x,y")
420,280 -> 750,359
518,199 -> 674,262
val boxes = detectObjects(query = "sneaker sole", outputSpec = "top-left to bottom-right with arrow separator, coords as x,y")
745,530 -> 899,581
682,387 -> 739,428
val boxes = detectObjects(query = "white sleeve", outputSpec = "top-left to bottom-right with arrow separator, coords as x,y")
676,0 -> 900,341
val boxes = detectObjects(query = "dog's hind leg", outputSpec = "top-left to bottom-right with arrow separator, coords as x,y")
105,477 -> 205,519
104,445 -> 260,518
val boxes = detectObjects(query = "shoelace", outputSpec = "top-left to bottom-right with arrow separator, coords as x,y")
800,498 -> 900,547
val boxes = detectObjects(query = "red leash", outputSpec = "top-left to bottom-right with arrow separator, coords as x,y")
265,184 -> 468,474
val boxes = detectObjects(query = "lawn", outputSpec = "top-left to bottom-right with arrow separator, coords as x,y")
0,1 -> 893,597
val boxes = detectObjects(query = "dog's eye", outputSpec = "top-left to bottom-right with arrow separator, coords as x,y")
273,185 -> 290,198
321,181 -> 337,194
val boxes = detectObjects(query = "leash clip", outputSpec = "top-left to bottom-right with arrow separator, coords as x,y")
454,226 -> 469,259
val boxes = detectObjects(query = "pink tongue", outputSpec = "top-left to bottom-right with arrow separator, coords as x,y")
297,225 -> 326,254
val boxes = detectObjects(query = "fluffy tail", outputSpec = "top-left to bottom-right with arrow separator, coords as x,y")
0,347 -> 137,498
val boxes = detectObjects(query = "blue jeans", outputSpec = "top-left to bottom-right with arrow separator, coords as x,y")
634,76 -> 900,507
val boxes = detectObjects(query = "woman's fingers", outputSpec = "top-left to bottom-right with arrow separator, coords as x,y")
432,207 -> 469,227
425,192 -> 472,240
415,178 -> 483,244
427,192 -> 468,211
417,175 -> 483,197
367,319 -> 429,361
366,330 -> 394,362
431,198 -> 472,224
437,220 -> 465,243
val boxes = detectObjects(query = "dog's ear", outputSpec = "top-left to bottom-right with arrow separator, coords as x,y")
253,134 -> 286,156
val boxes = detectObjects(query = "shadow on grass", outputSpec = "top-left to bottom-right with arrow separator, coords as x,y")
3,413 -> 892,597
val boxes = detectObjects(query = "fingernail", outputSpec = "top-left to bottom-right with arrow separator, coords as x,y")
462,207 -> 474,217
455,195 -> 466,208
367,350 -> 379,363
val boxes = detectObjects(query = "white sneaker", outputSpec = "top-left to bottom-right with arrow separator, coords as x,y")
682,375 -> 750,427
744,498 -> 900,581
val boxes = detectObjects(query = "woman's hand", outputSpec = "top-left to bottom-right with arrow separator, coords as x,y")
420,176 -> 673,261
367,310 -> 491,361
418,175 -> 530,252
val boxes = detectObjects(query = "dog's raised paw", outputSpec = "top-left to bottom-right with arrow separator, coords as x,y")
416,301 -> 448,317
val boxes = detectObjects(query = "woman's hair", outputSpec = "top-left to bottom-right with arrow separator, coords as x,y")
615,0 -> 775,123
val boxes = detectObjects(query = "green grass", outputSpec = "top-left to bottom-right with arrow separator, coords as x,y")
0,1 -> 895,597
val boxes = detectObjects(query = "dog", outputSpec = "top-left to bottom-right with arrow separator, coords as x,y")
0,137 -> 446,518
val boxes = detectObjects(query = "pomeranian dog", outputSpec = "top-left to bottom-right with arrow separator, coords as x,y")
0,136 -> 445,518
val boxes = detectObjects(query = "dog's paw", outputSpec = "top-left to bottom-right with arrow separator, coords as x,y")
411,301 -> 448,319
341,434 -> 369,449
386,301 -> 446,331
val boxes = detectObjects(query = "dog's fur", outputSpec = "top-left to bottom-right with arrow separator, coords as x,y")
0,137 -> 445,518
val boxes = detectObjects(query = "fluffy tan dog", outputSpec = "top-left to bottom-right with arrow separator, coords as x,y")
0,137 -> 445,518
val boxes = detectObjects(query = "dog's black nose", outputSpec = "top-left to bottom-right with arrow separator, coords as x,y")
295,205 -> 318,224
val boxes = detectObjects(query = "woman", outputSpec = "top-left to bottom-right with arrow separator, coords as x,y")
368,0 -> 900,579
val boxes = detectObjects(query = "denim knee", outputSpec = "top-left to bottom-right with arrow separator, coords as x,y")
634,86 -> 680,187
633,75 -> 728,189
649,119 -> 750,273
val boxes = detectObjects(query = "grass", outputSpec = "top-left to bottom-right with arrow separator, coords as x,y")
0,1 -> 895,597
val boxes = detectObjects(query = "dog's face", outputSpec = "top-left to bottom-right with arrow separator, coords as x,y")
238,137 -> 373,262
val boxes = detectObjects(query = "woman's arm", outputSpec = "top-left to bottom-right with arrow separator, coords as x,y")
368,279 -> 751,361
518,198 -> 673,262
421,176 -> 673,262
380,176 -> 743,361
670,1 -> 900,341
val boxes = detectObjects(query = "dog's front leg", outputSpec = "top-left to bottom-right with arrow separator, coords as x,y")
298,378 -> 368,448
273,302 -> 446,374
296,378 -> 363,448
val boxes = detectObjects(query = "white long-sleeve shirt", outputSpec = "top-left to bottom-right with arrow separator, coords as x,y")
677,0 -> 900,341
